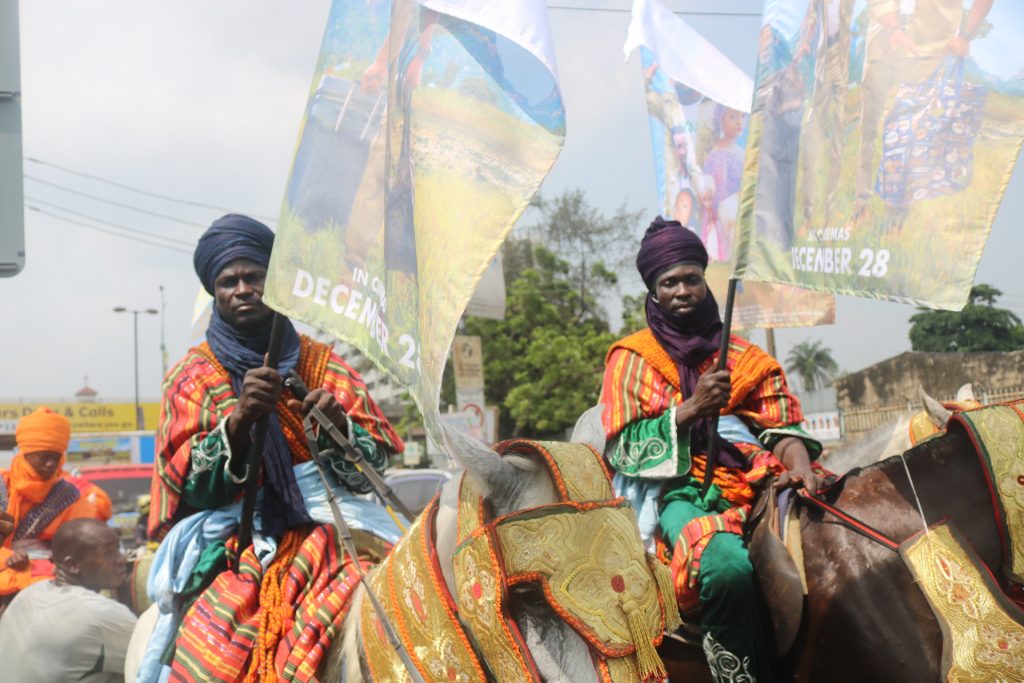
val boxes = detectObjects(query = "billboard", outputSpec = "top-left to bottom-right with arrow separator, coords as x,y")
0,0 -> 24,277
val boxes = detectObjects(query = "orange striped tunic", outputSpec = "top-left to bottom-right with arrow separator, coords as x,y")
149,335 -> 402,541
600,329 -> 813,490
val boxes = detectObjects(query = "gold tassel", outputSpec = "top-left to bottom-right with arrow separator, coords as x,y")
649,556 -> 682,632
623,599 -> 667,682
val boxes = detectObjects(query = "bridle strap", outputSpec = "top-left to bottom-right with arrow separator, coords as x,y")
796,489 -> 900,552
299,413 -> 426,683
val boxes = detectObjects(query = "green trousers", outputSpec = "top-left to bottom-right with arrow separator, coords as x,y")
661,485 -> 759,681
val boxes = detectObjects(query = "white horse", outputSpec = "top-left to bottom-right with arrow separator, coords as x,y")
128,429 -> 673,683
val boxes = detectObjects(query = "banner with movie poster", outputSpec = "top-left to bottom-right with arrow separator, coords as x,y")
265,0 -> 565,442
627,0 -> 834,327
734,0 -> 1024,310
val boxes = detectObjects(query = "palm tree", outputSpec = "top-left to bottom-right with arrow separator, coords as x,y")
785,340 -> 839,392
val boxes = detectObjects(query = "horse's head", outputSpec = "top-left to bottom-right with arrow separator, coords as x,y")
912,383 -> 981,445
434,435 -> 679,683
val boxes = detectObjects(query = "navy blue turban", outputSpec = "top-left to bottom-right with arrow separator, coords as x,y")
193,214 -> 276,295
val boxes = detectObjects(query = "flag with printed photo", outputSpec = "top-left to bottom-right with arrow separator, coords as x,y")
627,0 -> 834,327
734,0 -> 1024,310
264,0 -> 565,440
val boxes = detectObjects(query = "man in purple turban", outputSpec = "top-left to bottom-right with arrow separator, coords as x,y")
600,216 -> 820,681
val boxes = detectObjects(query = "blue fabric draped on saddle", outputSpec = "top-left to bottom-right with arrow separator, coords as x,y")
136,460 -> 406,683
615,415 -> 761,547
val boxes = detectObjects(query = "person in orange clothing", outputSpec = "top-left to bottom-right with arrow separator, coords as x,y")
0,407 -> 103,611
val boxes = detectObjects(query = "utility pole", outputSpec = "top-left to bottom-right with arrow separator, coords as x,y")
114,306 -> 158,430
159,285 -> 168,378
0,0 -> 24,277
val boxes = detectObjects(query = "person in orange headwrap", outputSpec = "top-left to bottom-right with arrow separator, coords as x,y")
0,407 -> 105,609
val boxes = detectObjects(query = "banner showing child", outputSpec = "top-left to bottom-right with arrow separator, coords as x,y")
736,0 -> 1024,311
629,0 -> 834,328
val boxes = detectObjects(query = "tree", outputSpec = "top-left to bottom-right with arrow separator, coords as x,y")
909,285 -> 1024,353
785,339 -> 839,392
521,190 -> 643,323
464,245 -> 616,438
620,293 -> 648,336
460,190 -> 643,438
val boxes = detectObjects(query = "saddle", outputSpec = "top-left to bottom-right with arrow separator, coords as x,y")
746,482 -> 806,656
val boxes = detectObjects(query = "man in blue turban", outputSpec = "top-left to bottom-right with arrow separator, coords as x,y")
144,215 -> 404,679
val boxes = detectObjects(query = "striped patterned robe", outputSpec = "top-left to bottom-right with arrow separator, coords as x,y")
600,329 -> 816,608
148,335 -> 402,682
149,335 -> 402,541
602,329 -> 809,486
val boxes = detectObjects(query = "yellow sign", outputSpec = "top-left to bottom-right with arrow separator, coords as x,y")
0,403 -> 161,433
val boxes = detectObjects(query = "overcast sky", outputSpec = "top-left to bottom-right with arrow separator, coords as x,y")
4,0 -> 1024,403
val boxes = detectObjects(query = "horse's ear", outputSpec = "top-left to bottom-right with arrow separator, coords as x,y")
955,383 -> 976,404
571,404 -> 607,454
441,424 -> 540,506
919,385 -> 952,427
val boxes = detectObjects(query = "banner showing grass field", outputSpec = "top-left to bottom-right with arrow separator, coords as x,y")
626,0 -> 834,328
735,0 -> 1024,310
264,0 -> 564,434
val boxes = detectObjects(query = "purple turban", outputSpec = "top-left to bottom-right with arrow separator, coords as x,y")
193,214 -> 276,295
635,216 -> 709,291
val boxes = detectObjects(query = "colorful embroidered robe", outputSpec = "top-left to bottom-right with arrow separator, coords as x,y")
601,329 -> 814,493
149,335 -> 403,540
146,336 -> 403,682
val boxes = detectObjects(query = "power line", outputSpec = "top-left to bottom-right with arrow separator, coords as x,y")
547,3 -> 762,17
27,205 -> 193,255
24,175 -> 208,228
24,156 -> 278,223
24,196 -> 195,247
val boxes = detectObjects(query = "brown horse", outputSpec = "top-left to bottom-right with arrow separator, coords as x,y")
659,410 -> 1017,682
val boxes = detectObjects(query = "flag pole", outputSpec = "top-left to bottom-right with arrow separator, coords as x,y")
234,312 -> 288,570
700,278 -> 738,498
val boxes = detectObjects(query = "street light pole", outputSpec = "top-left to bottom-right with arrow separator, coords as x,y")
133,310 -> 139,428
114,306 -> 159,430
159,285 -> 168,379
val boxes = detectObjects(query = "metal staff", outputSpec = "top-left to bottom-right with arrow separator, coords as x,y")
284,370 -> 415,526
234,312 -> 288,569
297,412 -> 425,683
700,278 -> 739,498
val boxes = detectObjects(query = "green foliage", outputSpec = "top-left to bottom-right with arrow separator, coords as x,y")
620,293 -> 648,336
909,285 -> 1024,353
523,189 -> 643,323
785,339 -> 839,392
462,190 -> 642,438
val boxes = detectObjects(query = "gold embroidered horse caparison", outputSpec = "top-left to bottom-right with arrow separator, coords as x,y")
361,440 -> 680,682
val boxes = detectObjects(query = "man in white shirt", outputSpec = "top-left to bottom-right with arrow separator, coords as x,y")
0,518 -> 137,683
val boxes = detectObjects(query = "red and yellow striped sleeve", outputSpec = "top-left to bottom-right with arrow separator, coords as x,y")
149,349 -> 234,540
600,347 -> 678,440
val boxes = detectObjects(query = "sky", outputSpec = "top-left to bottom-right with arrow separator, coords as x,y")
3,0 -> 1024,403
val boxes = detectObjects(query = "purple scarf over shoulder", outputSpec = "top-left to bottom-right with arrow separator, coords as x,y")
636,216 -> 745,470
